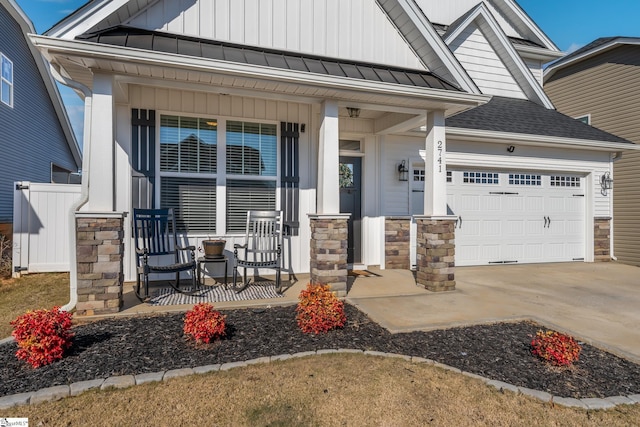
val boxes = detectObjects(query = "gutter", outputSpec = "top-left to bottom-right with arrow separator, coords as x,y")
49,64 -> 92,313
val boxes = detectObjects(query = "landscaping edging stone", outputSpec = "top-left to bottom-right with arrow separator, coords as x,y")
0,350 -> 638,411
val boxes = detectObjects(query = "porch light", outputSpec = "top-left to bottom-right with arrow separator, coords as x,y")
398,160 -> 409,181
347,107 -> 360,118
600,172 -> 613,195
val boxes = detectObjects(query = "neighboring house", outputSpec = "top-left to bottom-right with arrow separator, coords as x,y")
29,0 -> 636,315
0,0 -> 81,237
544,37 -> 640,267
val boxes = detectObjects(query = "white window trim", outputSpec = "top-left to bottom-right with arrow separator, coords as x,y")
155,110 -> 281,236
574,114 -> 591,125
1,53 -> 14,108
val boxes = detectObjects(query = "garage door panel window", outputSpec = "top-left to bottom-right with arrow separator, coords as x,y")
463,171 -> 499,184
550,176 -> 580,187
509,174 -> 541,186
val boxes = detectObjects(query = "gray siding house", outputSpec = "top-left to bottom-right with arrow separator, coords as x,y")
544,38 -> 640,266
0,0 -> 81,236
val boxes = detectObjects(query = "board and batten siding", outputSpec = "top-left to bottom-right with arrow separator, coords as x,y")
545,44 -> 640,265
448,23 -> 526,99
119,85 -> 315,280
0,4 -> 78,223
126,0 -> 426,70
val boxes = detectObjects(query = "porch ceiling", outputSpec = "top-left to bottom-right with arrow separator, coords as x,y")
31,34 -> 488,116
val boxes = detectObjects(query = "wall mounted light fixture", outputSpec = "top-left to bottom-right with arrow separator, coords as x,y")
507,145 -> 515,153
347,107 -> 361,118
600,172 -> 613,195
398,160 -> 409,181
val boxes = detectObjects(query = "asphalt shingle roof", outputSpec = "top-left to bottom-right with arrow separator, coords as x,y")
446,96 -> 631,144
76,26 -> 461,92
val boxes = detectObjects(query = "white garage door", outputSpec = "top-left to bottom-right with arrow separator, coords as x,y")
447,170 -> 585,266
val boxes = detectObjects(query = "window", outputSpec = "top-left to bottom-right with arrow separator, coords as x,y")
1,54 -> 13,108
413,169 -> 425,182
575,115 -> 590,125
509,173 -> 541,186
446,171 -> 452,183
160,115 -> 217,173
551,175 -> 580,188
463,171 -> 499,184
226,121 -> 278,233
158,115 -> 279,234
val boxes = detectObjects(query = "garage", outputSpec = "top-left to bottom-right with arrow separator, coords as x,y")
411,168 -> 586,266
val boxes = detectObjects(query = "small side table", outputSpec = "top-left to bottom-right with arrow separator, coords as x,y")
197,256 -> 228,289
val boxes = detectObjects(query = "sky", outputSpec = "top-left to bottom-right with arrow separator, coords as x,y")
13,0 -> 640,149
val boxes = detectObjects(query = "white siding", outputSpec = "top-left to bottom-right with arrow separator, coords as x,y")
126,0 -> 426,69
448,24 -> 526,98
415,0 -> 522,38
524,58 -> 543,86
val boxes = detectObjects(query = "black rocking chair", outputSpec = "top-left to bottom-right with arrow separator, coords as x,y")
133,208 -> 197,300
231,210 -> 283,293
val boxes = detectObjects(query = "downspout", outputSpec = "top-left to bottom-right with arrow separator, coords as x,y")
610,152 -> 622,261
49,63 -> 92,312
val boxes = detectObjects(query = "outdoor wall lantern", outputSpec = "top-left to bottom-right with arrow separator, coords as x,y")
398,160 -> 409,181
347,107 -> 361,118
600,172 -> 614,195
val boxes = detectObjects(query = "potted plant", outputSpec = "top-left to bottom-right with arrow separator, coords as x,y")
202,239 -> 226,258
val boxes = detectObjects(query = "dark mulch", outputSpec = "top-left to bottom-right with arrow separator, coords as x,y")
2,304 -> 640,399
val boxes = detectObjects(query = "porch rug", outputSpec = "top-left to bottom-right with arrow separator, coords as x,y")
148,283 -> 283,306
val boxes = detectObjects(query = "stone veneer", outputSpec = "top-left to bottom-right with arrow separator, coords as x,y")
76,214 -> 124,316
309,214 -> 349,297
594,217 -> 612,262
415,217 -> 456,292
385,217 -> 411,270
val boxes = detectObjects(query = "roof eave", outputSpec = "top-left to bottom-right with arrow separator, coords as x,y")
446,127 -> 637,152
30,35 -> 489,113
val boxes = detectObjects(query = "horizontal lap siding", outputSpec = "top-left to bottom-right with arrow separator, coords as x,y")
0,6 -> 77,222
449,24 -> 526,99
126,0 -> 425,70
545,46 -> 640,265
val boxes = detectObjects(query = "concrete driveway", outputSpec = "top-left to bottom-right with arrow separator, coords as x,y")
347,262 -> 640,363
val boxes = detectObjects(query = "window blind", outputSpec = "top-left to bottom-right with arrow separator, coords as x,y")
160,177 -> 216,233
226,180 -> 276,233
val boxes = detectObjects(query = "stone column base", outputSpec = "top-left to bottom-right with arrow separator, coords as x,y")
309,214 -> 349,297
415,216 -> 456,292
385,217 -> 411,270
594,217 -> 611,262
76,213 -> 125,316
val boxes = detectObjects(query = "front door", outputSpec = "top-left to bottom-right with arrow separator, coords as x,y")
339,157 -> 362,264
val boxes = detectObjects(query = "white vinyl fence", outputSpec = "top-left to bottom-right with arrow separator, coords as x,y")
12,181 -> 81,276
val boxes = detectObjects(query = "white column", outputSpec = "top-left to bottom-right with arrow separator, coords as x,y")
87,73 -> 115,211
424,110 -> 448,216
317,100 -> 340,214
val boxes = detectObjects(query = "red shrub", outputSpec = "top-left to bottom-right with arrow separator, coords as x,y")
296,283 -> 346,334
10,306 -> 74,368
531,330 -> 582,367
183,303 -> 226,344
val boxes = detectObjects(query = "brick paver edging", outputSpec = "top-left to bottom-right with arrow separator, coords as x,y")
1,350 -> 639,410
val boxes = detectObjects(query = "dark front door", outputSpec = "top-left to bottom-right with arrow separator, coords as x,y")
339,157 -> 362,264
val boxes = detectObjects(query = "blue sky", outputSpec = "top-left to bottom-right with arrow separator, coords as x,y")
14,0 -> 639,148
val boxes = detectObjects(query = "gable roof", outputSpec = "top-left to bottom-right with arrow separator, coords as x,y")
544,37 -> 640,81
446,96 -> 632,145
76,26 -> 461,92
443,2 -> 554,108
1,0 -> 81,167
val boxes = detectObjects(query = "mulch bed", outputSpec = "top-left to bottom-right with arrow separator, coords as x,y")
1,304 -> 640,399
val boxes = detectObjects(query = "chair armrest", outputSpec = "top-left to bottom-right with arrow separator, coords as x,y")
135,248 -> 148,255
177,245 -> 196,251
234,243 -> 248,249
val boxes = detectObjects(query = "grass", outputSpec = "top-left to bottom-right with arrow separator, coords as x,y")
0,273 -> 70,338
1,274 -> 639,425
1,354 -> 639,426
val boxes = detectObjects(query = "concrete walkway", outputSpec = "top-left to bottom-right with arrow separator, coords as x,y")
348,262 -> 640,364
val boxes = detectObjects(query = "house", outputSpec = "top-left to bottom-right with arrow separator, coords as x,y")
29,0 -> 636,316
0,0 -> 81,237
544,37 -> 640,267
